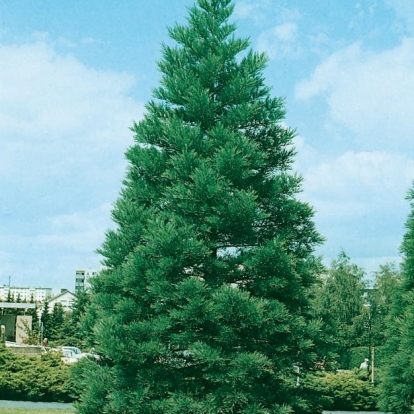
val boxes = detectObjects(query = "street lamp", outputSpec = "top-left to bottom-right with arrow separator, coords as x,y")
365,303 -> 375,385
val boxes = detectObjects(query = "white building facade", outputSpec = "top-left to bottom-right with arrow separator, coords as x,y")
0,285 -> 52,303
75,269 -> 98,293
48,289 -> 76,313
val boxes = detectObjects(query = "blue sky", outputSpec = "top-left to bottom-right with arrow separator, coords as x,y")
1,0 -> 414,292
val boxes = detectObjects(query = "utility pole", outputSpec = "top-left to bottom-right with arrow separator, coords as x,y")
371,345 -> 375,385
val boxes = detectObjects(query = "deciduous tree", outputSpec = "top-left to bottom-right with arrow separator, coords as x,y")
312,251 -> 366,368
365,263 -> 401,349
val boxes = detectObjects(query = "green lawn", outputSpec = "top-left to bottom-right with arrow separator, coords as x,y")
0,409 -> 75,414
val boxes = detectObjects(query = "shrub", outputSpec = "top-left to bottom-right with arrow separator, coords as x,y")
304,369 -> 380,411
0,344 -> 73,402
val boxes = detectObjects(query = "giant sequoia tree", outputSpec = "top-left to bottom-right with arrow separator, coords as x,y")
78,1 -> 323,413
379,184 -> 414,414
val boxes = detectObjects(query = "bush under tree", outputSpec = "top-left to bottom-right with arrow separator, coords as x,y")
305,369 -> 379,411
77,1 -> 324,413
0,344 -> 72,402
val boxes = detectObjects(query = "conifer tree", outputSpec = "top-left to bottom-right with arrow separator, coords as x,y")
379,184 -> 414,414
78,1 -> 323,413
49,303 -> 65,341
27,294 -> 39,328
15,294 -> 24,316
21,294 -> 41,344
62,291 -> 91,347
5,290 -> 13,315
40,298 -> 51,340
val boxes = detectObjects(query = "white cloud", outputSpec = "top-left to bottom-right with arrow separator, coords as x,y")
233,2 -> 302,59
295,38 -> 414,150
0,204 -> 112,290
292,134 -> 319,175
234,1 -> 301,28
0,39 -> 144,291
0,41 -> 143,181
257,22 -> 300,59
386,0 -> 414,34
233,0 -> 274,22
49,203 -> 112,231
302,150 -> 413,273
273,22 -> 297,42
305,151 -> 414,213
38,203 -> 113,252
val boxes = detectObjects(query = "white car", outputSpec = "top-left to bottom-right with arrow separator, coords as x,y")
62,346 -> 82,357
60,346 -> 99,364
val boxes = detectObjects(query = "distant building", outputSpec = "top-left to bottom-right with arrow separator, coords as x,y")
48,289 -> 76,313
75,269 -> 98,293
0,285 -> 52,303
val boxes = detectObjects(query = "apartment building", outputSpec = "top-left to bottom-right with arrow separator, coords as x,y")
75,269 -> 98,293
0,285 -> 52,303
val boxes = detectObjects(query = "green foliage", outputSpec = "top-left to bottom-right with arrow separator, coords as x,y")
0,344 -> 72,402
34,292 -> 92,348
4,291 -> 16,315
360,263 -> 402,352
65,291 -> 91,348
378,184 -> 414,414
347,345 -> 386,370
312,251 -> 366,368
77,0 -> 324,413
48,303 -> 65,341
305,369 -> 379,411
27,295 -> 40,330
40,298 -> 51,340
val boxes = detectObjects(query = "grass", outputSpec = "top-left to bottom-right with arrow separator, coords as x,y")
0,409 -> 75,414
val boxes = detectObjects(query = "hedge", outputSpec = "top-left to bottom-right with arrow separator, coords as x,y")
0,344 -> 73,402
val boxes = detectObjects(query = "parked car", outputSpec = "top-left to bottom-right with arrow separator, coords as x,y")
49,346 -> 92,364
62,346 -> 82,357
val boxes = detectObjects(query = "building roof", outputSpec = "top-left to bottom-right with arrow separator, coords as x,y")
49,290 -> 76,302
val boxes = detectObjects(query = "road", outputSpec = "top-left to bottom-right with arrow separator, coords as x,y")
0,402 -> 391,413
0,400 -> 73,409
323,412 -> 390,414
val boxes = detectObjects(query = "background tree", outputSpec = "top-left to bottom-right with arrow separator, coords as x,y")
15,294 -> 24,316
363,263 -> 401,350
4,290 -> 14,315
70,290 -> 90,329
61,291 -> 91,347
312,251 -> 366,368
40,298 -> 51,341
379,184 -> 414,414
49,303 -> 65,341
78,0 -> 323,413
26,293 -> 40,328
